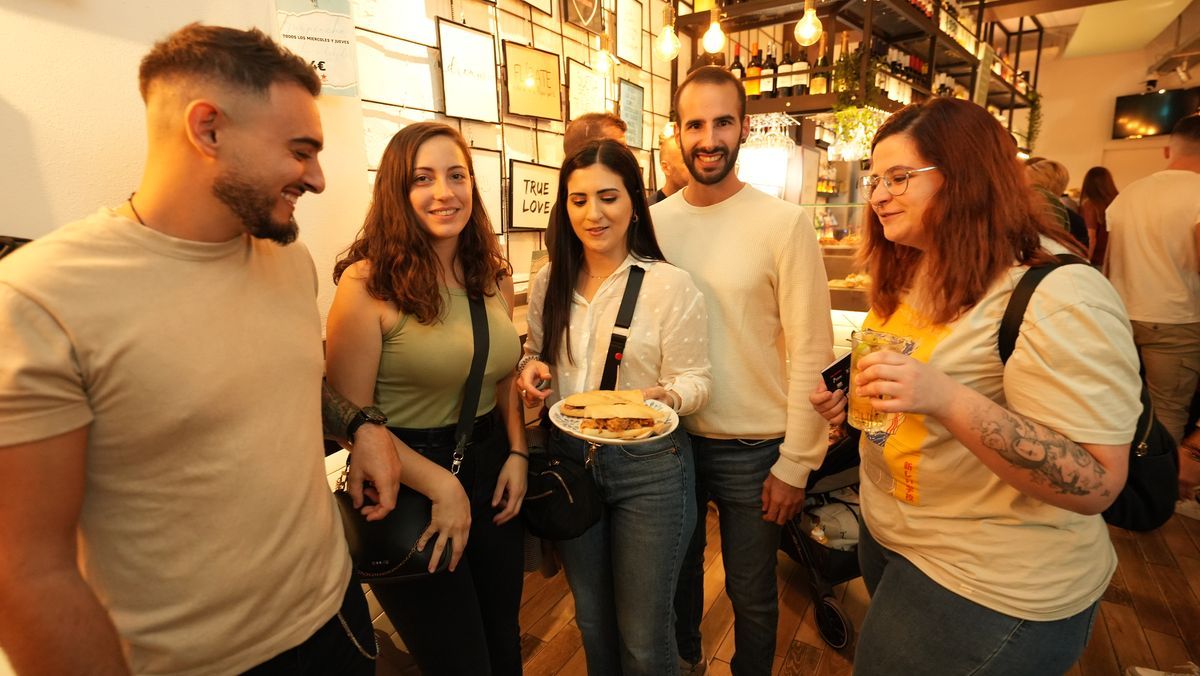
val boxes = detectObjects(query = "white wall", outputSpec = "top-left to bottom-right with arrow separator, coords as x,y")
0,1 -> 371,330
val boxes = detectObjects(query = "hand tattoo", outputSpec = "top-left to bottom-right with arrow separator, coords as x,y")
974,406 -> 1109,497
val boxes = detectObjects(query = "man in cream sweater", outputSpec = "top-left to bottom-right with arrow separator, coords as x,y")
651,66 -> 834,675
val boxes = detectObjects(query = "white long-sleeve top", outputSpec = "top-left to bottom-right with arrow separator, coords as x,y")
651,184 -> 834,488
524,255 -> 712,416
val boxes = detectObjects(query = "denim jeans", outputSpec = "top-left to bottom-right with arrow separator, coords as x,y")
370,415 -> 524,676
552,427 -> 697,676
674,436 -> 783,676
242,576 -> 375,675
855,518 -> 1099,676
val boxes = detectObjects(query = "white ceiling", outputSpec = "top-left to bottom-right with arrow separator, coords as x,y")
1063,0 -> 1193,57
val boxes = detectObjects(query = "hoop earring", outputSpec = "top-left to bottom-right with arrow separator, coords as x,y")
631,214 -> 639,224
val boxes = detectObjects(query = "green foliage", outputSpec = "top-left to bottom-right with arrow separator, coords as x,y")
1026,89 -> 1042,152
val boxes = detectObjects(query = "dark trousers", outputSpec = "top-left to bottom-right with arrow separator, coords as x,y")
371,414 -> 525,676
242,576 -> 376,675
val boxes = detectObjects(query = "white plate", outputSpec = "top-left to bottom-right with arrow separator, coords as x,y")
548,398 -> 680,446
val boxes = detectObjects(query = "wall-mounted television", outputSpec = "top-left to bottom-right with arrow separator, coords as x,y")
1112,87 -> 1200,139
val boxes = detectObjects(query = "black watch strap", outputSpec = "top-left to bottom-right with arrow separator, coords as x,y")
346,407 -> 387,441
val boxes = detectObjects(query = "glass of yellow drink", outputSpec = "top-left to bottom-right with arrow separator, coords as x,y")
848,329 -> 916,432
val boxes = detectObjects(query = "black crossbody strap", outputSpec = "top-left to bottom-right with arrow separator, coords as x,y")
599,265 -> 646,391
998,253 -> 1088,364
455,295 -> 491,452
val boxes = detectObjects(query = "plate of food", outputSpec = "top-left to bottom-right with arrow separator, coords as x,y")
548,389 -> 679,445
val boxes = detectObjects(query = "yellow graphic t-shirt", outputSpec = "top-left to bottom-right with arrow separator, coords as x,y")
856,255 -> 1141,621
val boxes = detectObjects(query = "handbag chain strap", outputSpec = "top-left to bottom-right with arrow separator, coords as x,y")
599,265 -> 645,391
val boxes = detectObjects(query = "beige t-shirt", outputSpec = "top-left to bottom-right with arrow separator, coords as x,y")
651,184 -> 834,487
859,253 -> 1140,620
0,209 -> 350,675
1106,169 -> 1200,323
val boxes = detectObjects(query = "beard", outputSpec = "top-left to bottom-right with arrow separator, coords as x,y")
683,141 -> 741,186
212,170 -> 299,245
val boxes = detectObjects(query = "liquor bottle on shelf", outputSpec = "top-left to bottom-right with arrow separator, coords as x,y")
834,33 -> 850,92
729,43 -> 746,81
746,42 -> 763,99
761,46 -> 778,98
776,47 -> 794,97
794,45 -> 810,96
809,33 -> 829,95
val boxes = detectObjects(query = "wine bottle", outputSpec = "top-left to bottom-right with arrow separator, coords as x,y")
809,33 -> 829,95
746,43 -> 763,99
777,47 -> 794,97
795,45 -> 810,96
761,46 -> 778,98
730,43 -> 746,82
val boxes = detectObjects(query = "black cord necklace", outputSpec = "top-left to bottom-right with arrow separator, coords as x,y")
128,192 -> 147,226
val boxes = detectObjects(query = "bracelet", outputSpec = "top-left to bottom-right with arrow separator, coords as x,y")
517,353 -> 541,374
1182,442 -> 1200,463
508,449 -> 530,459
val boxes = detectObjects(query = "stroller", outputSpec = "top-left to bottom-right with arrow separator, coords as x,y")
779,423 -> 862,649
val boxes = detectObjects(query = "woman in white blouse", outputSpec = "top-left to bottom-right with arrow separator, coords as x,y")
518,140 -> 711,675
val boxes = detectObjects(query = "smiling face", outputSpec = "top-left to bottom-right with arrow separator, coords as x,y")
675,80 -> 749,187
566,163 -> 633,263
867,133 -> 944,250
408,134 -> 473,243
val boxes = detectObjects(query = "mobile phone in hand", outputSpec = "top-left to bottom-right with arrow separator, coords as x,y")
821,353 -> 851,394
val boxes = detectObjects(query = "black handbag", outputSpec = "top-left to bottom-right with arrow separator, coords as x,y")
999,254 -> 1179,532
522,266 -> 645,540
333,294 -> 490,580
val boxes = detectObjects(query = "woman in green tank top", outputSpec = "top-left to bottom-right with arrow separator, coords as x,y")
326,123 -> 527,676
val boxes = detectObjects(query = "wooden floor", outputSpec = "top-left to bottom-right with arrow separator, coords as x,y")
370,505 -> 1200,675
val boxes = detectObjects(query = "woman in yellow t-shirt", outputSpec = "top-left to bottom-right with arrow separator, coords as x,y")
326,123 -> 527,675
811,98 -> 1141,674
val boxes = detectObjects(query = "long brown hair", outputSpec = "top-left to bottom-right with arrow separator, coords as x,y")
334,123 -> 509,324
859,98 -> 1080,324
1079,166 -> 1118,226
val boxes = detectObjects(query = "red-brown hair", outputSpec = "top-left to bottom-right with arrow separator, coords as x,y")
860,98 -> 1081,324
334,123 -> 509,324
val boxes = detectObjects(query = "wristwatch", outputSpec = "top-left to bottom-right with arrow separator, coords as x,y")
346,406 -> 388,441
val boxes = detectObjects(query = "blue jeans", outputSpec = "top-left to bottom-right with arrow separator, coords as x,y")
855,518 -> 1099,675
674,436 -> 783,676
243,576 -> 375,675
553,428 -> 697,676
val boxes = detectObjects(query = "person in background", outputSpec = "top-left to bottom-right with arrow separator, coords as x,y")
1078,166 -> 1119,267
564,111 -> 628,157
518,139 -> 711,675
325,122 -> 527,676
1106,112 -> 1200,498
1026,156 -> 1089,249
810,96 -> 1140,674
654,125 -> 690,203
652,65 -> 834,676
0,24 -> 402,674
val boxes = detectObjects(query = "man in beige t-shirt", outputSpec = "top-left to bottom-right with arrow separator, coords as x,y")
0,24 -> 401,675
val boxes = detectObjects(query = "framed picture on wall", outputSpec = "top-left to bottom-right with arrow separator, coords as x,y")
509,159 -> 559,230
437,19 -> 500,123
469,148 -> 504,234
521,0 -> 554,13
503,41 -> 563,121
618,79 -> 645,149
563,0 -> 603,34
616,0 -> 642,67
567,58 -> 607,120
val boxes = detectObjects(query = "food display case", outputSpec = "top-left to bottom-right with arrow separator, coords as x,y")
800,203 -> 870,313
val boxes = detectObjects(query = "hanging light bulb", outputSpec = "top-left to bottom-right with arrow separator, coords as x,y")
655,6 -> 681,61
702,8 -> 725,54
794,0 -> 823,47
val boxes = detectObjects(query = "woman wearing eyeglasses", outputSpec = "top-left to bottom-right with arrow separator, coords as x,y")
810,97 -> 1142,674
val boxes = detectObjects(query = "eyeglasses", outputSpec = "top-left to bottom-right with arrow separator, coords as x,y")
860,165 -> 939,197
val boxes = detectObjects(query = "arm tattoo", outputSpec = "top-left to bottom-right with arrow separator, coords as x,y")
971,404 -> 1109,497
321,380 -> 360,440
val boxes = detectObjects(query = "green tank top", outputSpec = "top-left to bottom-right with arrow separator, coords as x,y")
374,288 -> 520,428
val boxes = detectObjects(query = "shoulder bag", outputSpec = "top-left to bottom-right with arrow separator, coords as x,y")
333,294 -> 490,580
999,254 -> 1179,531
523,265 -> 645,540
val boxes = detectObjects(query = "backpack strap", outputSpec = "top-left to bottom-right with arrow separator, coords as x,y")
998,253 -> 1089,364
599,265 -> 646,390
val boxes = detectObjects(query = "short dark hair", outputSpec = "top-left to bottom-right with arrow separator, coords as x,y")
138,23 -> 320,101
672,65 -> 746,122
1171,113 -> 1200,150
563,112 -> 627,157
